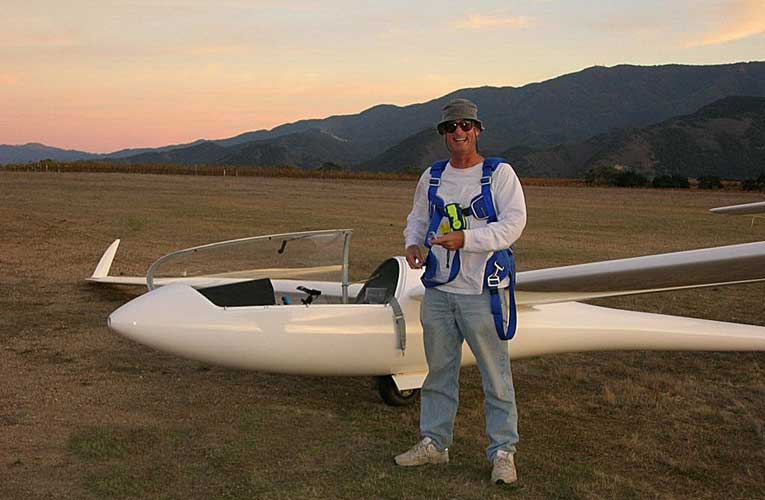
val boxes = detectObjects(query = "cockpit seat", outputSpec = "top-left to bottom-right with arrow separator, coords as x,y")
198,278 -> 276,307
355,259 -> 400,304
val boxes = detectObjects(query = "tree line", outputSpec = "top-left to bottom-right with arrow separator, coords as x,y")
584,165 -> 765,190
3,159 -> 763,191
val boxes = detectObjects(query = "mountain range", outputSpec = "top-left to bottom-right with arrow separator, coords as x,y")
3,61 -> 765,178
509,95 -> 765,179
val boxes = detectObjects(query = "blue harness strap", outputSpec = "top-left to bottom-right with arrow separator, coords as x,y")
480,157 -> 518,340
485,248 -> 518,340
421,160 -> 461,288
421,157 -> 518,341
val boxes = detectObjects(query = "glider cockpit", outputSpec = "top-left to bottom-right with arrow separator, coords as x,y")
191,257 -> 402,308
138,228 -> 410,309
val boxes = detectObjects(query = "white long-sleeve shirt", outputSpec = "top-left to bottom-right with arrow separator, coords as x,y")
404,160 -> 527,294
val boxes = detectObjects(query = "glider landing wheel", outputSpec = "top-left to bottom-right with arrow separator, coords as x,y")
377,376 -> 419,406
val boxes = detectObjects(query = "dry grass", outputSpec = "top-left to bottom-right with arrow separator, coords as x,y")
0,171 -> 763,499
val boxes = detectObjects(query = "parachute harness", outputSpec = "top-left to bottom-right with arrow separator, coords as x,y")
420,157 -> 518,340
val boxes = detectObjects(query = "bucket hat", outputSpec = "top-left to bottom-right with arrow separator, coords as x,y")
437,98 -> 484,134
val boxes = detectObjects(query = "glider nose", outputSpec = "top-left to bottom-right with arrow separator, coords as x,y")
107,303 -> 138,340
107,294 -> 154,344
106,283 -> 204,346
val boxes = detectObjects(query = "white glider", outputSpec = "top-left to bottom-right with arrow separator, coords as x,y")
93,227 -> 765,405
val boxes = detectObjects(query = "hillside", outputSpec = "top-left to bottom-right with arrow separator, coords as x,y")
507,96 -> 765,179
220,129 -> 364,168
357,129 -> 442,172
0,139 -> 211,165
0,143 -> 98,164
111,61 -> 765,169
121,141 -> 229,165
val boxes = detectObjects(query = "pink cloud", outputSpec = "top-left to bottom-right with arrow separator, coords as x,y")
685,0 -> 765,47
0,32 -> 79,49
455,14 -> 530,30
185,44 -> 249,56
0,73 -> 19,86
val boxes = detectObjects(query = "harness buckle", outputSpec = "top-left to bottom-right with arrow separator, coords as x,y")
429,178 -> 441,187
480,176 -> 492,185
486,261 -> 504,288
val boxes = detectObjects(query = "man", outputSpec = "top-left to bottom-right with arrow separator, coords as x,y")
395,98 -> 527,484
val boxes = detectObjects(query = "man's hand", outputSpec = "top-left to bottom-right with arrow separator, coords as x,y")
431,231 -> 465,251
405,245 -> 424,269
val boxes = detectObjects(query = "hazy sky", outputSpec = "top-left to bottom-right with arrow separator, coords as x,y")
2,0 -> 763,152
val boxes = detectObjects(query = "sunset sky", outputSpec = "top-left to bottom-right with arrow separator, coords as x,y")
2,0 -> 763,153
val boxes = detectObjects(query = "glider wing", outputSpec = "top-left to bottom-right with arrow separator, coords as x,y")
710,201 -> 765,215
516,241 -> 765,305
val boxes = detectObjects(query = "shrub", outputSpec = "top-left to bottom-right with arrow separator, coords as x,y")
316,161 -> 345,171
584,165 -> 620,186
741,173 -> 765,191
585,165 -> 648,187
652,174 -> 690,189
697,176 -> 723,189
613,170 -> 648,187
401,165 -> 425,176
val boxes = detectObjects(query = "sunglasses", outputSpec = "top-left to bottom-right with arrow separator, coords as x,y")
439,119 -> 476,135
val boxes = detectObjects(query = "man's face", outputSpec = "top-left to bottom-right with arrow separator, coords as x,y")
445,119 -> 480,154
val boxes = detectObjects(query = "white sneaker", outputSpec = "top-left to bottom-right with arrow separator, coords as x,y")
491,450 -> 517,484
394,437 -> 449,466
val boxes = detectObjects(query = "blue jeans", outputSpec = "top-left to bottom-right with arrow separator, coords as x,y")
420,287 -> 519,461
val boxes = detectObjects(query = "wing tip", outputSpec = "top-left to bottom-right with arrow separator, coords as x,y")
90,239 -> 121,279
710,201 -> 765,215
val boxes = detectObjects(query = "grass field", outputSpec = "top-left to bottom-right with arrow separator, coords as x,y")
1,171 -> 763,499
